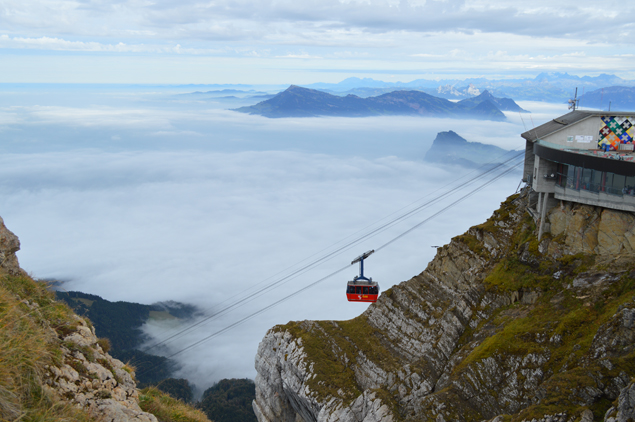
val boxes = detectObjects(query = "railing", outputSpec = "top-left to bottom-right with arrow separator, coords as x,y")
555,172 -> 567,188
560,176 -> 635,197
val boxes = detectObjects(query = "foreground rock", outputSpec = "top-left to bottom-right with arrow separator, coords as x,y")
253,189 -> 635,422
0,216 -> 24,276
43,314 -> 159,422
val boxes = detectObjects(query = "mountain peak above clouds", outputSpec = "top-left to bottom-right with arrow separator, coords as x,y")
424,130 -> 512,168
458,90 -> 529,113
235,85 -> 508,120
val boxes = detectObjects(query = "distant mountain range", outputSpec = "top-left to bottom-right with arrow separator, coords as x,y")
577,86 -> 635,111
176,89 -> 274,103
170,72 -> 635,105
187,89 -> 268,96
424,130 -> 516,168
234,86 -> 525,120
304,73 -> 635,102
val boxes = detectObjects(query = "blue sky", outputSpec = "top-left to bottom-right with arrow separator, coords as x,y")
2,0 -> 635,84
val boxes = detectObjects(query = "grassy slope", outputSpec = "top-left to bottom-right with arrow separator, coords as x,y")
139,387 -> 210,422
0,273 -> 93,421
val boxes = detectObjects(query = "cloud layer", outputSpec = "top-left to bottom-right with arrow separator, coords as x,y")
1,147 -> 522,386
0,91 -> 553,389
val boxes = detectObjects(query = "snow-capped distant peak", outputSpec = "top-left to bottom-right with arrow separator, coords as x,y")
466,84 -> 481,96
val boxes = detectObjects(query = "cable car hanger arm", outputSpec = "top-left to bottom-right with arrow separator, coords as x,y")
351,249 -> 374,265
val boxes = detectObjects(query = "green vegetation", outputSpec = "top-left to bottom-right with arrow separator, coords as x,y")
56,291 -> 188,351
277,315 -> 408,406
54,290 -> 259,420
200,378 -> 257,422
55,291 -> 198,385
445,196 -> 635,421
156,378 -> 194,403
453,194 -> 522,259
0,274 -> 93,421
139,387 -> 211,422
113,349 -> 174,386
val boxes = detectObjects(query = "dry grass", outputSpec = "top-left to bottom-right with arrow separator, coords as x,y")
0,274 -> 93,421
139,387 -> 212,422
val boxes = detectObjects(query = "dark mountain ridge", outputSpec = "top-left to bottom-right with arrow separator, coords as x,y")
577,86 -> 635,111
457,90 -> 529,112
235,85 -> 507,120
424,130 -> 515,168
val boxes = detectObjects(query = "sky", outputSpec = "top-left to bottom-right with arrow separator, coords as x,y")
2,0 -> 635,84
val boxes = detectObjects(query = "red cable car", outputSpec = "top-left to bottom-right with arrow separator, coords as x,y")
346,250 -> 380,303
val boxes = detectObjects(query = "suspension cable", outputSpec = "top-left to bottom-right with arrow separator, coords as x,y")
140,151 -> 524,353
135,157 -> 523,376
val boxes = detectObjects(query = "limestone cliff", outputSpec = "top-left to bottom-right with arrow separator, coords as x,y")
253,189 -> 635,422
0,216 -> 24,276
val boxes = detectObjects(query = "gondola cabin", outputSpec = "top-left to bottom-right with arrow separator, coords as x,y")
346,280 -> 379,303
346,249 -> 380,303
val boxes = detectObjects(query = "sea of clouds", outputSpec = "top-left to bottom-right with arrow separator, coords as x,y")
0,87 -> 568,391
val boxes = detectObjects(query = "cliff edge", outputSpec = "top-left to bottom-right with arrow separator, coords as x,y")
253,189 -> 635,422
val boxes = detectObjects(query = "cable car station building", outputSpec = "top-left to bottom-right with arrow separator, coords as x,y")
522,110 -> 635,238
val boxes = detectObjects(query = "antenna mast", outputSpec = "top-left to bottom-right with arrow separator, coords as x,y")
568,88 -> 579,111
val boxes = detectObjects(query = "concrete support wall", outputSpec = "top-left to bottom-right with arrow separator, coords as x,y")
531,155 -> 558,194
538,193 -> 548,240
523,140 -> 535,183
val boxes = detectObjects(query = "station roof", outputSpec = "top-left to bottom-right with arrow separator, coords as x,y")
521,110 -> 635,142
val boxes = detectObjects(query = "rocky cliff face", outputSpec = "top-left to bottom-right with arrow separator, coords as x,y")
0,216 -> 24,276
43,314 -> 159,421
0,218 -> 159,421
253,189 -> 635,422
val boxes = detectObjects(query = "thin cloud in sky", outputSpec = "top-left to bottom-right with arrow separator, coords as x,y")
0,35 -> 226,54
2,0 -> 632,41
1,0 -> 634,82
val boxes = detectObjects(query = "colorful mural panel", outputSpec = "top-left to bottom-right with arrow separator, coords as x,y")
598,116 -> 635,150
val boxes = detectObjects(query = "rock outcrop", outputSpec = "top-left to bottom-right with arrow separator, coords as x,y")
43,312 -> 158,422
547,202 -> 635,256
253,189 -> 635,422
0,216 -> 24,276
605,381 -> 635,422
